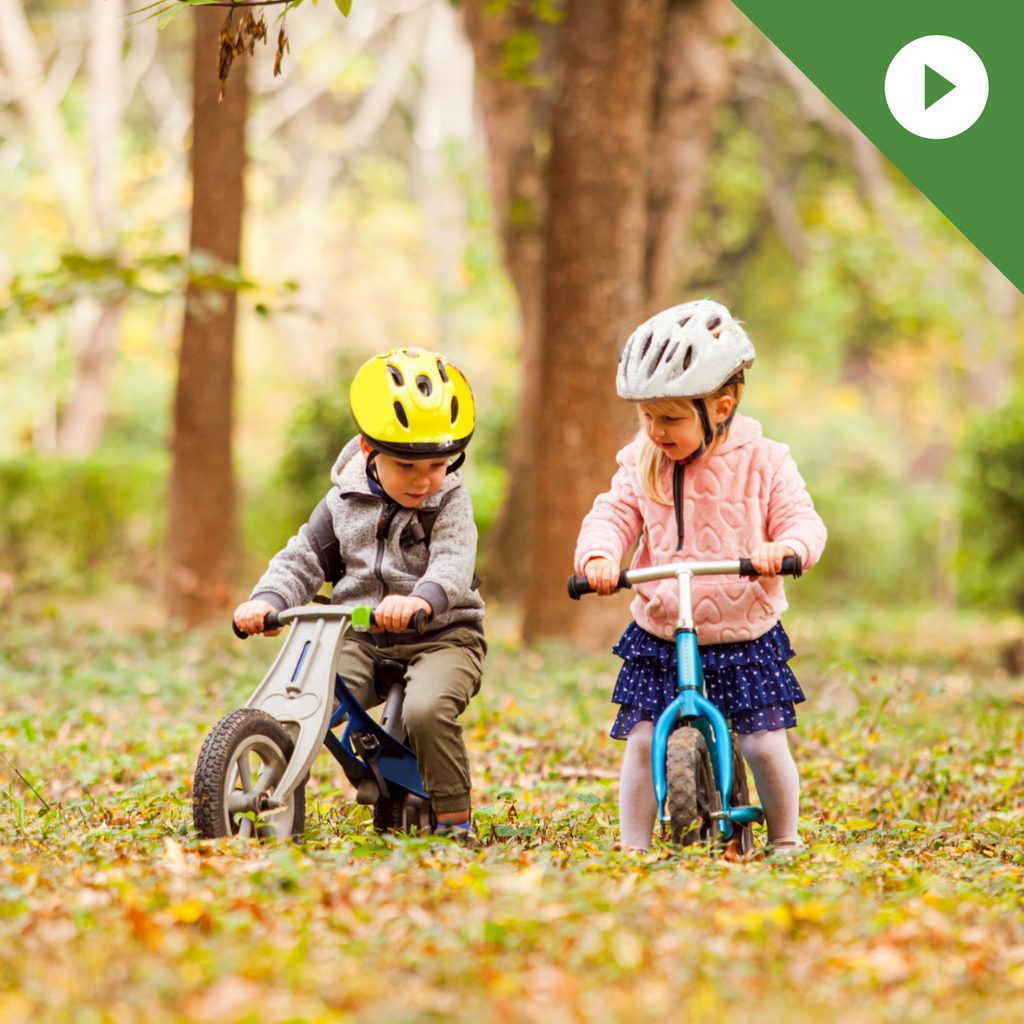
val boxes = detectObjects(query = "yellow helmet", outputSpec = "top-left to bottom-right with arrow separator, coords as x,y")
349,348 -> 476,460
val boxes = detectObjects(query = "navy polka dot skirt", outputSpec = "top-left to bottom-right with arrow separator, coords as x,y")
610,620 -> 805,739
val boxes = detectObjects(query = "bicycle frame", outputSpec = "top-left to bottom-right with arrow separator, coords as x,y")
243,604 -> 426,810
624,561 -> 766,841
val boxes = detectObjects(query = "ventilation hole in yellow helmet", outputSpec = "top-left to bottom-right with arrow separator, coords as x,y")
451,396 -> 459,424
393,401 -> 409,428
416,374 -> 432,396
387,364 -> 404,386
436,359 -> 449,383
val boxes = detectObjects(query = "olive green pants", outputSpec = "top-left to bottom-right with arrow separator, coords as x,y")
335,626 -> 486,815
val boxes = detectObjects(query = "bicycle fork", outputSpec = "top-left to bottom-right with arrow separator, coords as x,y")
649,569 -> 764,840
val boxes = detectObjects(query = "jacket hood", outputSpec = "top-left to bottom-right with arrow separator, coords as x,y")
329,434 -> 463,507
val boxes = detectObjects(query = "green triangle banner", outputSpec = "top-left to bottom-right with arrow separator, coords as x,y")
731,0 -> 1024,293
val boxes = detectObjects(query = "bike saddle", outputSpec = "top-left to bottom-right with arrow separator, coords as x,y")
373,658 -> 408,702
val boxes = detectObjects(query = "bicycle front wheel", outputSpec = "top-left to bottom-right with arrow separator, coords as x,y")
193,708 -> 306,841
665,727 -> 721,846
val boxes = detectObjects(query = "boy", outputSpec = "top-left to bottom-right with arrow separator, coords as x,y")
233,348 -> 485,837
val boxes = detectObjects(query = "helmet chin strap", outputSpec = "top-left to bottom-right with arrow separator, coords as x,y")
689,399 -> 737,462
446,452 -> 466,474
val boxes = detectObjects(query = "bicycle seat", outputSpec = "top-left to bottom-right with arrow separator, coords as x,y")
373,658 -> 408,702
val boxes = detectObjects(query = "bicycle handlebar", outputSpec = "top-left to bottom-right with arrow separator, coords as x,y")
566,570 -> 632,600
233,606 -> 430,639
567,554 -> 803,600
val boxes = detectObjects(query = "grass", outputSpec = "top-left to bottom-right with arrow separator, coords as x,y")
2,596 -> 1024,1023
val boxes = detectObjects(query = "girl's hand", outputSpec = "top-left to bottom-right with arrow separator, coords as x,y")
375,594 -> 432,632
749,543 -> 795,578
584,557 -> 621,596
233,600 -> 281,637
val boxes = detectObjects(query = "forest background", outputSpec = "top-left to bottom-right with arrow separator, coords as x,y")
2,2 -> 1024,1022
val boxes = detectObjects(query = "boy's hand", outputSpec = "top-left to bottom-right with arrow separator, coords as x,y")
749,543 -> 795,578
233,600 -> 281,637
584,557 -> 621,596
375,594 -> 432,632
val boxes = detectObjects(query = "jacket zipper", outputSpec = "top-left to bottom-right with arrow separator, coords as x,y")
374,503 -> 402,598
673,461 -> 685,550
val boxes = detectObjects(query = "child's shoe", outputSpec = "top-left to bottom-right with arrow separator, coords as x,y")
432,820 -> 482,849
765,838 -> 808,861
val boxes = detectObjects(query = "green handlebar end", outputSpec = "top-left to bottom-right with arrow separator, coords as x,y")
351,605 -> 373,632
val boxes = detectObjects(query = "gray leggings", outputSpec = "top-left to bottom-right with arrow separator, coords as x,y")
335,627 -> 486,814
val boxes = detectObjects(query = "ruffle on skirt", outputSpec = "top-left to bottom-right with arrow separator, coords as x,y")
610,620 -> 805,739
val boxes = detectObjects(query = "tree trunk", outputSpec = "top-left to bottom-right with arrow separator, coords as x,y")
55,0 -> 125,455
645,0 -> 736,308
462,0 -> 558,597
523,0 -> 665,644
166,8 -> 249,625
56,301 -> 123,455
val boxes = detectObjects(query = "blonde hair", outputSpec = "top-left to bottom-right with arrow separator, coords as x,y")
634,381 -> 744,505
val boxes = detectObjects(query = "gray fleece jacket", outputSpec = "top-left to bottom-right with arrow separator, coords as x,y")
251,437 -> 484,641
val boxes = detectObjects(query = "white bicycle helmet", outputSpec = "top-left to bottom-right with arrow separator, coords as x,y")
616,298 -> 755,401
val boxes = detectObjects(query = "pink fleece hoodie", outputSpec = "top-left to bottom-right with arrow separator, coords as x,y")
574,413 -> 826,644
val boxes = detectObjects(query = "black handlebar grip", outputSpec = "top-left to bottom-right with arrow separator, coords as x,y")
738,555 -> 803,578
567,570 -> 632,599
232,609 -> 284,639
368,609 -> 430,633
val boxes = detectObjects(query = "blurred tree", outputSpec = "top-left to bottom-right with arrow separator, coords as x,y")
959,389 -> 1024,611
0,0 -> 126,454
464,0 -> 736,640
166,7 -> 251,624
522,0 -> 663,641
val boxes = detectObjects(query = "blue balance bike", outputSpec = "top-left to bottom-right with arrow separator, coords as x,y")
192,605 -> 434,841
568,555 -> 802,853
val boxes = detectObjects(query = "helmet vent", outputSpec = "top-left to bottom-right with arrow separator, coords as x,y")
451,396 -> 459,423
387,365 -> 404,387
639,331 -> 653,360
677,315 -> 692,329
416,374 -> 433,396
650,337 -> 671,370
706,316 -> 722,336
436,359 -> 450,383
393,401 -> 409,428
683,346 -> 693,371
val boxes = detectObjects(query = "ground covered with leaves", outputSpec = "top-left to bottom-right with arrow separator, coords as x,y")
2,598 -> 1024,1023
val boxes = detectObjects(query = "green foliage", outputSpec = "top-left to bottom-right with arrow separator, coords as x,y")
958,389 -> 1024,610
275,356 -> 362,527
0,454 -> 167,590
0,250 -> 292,331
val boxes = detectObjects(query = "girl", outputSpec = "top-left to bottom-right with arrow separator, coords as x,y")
575,299 -> 826,853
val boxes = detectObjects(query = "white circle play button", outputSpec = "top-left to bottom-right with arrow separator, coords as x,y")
884,35 -> 989,140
